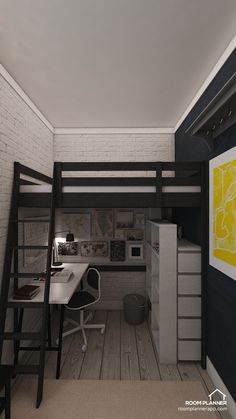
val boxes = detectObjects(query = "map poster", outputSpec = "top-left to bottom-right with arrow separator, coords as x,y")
209,146 -> 236,281
93,209 -> 113,238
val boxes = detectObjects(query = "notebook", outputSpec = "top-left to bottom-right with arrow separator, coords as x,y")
51,270 -> 73,283
13,284 -> 40,300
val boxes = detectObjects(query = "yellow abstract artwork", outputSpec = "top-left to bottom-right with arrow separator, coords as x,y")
213,159 -> 236,267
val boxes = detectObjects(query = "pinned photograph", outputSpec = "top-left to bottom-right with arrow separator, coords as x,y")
80,241 -> 108,257
116,211 -> 133,229
93,210 -> 113,238
110,240 -> 126,261
128,244 -> 143,260
57,241 -> 78,256
135,213 -> 145,226
61,213 -> 91,239
126,229 -> 144,241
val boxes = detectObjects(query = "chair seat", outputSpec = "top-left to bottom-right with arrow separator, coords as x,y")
67,291 -> 96,309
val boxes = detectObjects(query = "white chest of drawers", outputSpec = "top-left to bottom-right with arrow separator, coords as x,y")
177,239 -> 201,361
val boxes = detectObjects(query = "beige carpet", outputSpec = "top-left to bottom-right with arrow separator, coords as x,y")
11,378 -> 218,419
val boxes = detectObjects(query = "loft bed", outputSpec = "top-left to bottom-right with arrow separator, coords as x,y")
19,161 -> 204,208
15,160 -> 208,369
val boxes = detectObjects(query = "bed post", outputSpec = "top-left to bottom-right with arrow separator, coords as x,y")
155,162 -> 162,208
201,160 -> 209,369
54,162 -> 62,207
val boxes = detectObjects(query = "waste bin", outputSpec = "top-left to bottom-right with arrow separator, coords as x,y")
123,294 -> 146,325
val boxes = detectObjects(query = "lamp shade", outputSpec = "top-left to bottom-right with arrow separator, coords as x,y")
66,233 -> 74,242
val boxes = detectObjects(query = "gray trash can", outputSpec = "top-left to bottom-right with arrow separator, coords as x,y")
123,294 -> 146,325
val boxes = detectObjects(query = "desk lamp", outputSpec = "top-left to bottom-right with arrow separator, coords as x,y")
52,230 -> 75,266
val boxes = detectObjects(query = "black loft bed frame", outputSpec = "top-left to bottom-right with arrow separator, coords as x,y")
19,161 -> 203,208
1,161 -> 208,386
18,160 -> 208,369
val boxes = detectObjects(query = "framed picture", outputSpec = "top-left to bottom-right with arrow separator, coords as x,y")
93,209 -> 113,238
73,213 -> 91,239
135,213 -> 145,226
126,229 -> 144,241
80,241 -> 108,257
116,211 -> 133,229
110,240 -> 126,261
61,213 -> 91,239
58,241 -> 78,256
209,146 -> 236,281
128,244 -> 143,260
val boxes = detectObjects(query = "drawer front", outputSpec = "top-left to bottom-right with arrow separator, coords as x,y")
178,319 -> 201,339
178,297 -> 201,317
178,340 -> 201,361
178,253 -> 201,273
178,275 -> 201,295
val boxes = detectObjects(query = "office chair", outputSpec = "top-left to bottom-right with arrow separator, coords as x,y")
62,268 -> 105,352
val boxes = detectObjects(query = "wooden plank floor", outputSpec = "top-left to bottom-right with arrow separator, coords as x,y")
31,310 -> 231,419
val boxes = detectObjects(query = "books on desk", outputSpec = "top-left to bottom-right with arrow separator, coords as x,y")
13,285 -> 40,300
51,270 -> 73,283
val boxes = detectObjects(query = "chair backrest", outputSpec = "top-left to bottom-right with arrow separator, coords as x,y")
86,268 -> 100,291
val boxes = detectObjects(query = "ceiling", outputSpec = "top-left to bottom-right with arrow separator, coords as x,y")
0,0 -> 236,129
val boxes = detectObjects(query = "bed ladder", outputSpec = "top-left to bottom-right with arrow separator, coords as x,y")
0,162 -> 57,407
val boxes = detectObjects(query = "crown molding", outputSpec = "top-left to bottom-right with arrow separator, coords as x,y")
54,127 -> 175,135
0,64 -> 54,133
175,34 -> 236,132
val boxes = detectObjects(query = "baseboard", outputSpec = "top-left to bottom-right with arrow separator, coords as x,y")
207,357 -> 236,418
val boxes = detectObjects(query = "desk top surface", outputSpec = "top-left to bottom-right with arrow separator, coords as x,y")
12,263 -> 89,305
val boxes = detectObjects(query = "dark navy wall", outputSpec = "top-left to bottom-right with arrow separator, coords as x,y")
175,49 -> 236,400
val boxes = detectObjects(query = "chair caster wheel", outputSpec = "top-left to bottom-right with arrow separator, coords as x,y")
82,344 -> 87,352
101,327 -> 105,335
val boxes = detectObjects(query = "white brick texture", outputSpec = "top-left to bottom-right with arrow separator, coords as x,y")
54,132 -> 175,163
0,74 -> 53,278
0,75 -> 53,361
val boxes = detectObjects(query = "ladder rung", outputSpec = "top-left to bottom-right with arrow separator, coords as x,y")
6,301 -> 44,308
9,273 -> 45,278
15,365 -> 40,375
16,245 -> 48,250
1,332 -> 41,341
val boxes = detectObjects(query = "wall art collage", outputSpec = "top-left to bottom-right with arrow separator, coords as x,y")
56,209 -> 146,262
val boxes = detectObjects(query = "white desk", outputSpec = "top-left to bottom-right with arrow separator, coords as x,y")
11,263 -> 89,305
48,263 -> 89,304
12,263 -> 89,382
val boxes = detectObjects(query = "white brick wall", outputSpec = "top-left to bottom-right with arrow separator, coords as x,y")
0,74 -> 53,361
54,132 -> 175,163
0,74 -> 53,278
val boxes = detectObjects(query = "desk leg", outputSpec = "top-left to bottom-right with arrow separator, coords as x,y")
47,306 -> 52,348
14,308 -> 24,369
56,305 -> 65,379
5,377 -> 11,419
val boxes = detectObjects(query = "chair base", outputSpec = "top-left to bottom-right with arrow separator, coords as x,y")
62,311 -> 105,352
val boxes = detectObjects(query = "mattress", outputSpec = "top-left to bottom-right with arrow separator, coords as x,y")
20,185 -> 201,193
